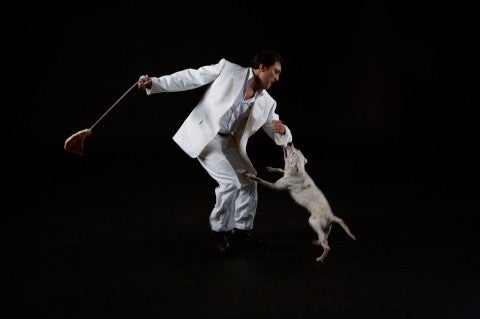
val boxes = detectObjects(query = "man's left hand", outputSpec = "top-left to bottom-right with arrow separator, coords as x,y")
271,120 -> 286,135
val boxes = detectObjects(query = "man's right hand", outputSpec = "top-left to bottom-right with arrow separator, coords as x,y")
137,75 -> 152,90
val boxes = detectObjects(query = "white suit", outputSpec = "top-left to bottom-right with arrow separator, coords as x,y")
147,58 -> 292,231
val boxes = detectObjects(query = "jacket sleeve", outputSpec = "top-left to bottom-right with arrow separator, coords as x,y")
262,101 -> 293,146
147,58 -> 226,94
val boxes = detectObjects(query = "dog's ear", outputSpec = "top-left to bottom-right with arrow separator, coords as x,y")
295,164 -> 299,173
304,157 -> 308,165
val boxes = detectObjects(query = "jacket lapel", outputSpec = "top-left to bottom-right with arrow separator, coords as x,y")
245,96 -> 266,134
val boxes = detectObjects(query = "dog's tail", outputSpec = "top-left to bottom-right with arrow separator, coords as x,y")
332,216 -> 356,240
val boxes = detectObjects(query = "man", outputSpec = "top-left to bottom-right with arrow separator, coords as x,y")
137,49 -> 293,254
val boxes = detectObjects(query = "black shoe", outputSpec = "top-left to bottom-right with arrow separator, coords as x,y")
231,228 -> 270,247
211,231 -> 232,253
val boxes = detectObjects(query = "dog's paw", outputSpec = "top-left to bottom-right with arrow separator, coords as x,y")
243,171 -> 257,180
266,166 -> 275,172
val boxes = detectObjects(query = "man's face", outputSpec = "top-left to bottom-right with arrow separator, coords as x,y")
258,62 -> 282,90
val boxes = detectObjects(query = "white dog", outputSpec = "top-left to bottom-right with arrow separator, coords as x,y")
243,142 -> 356,262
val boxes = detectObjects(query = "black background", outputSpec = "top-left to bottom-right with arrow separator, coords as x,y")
13,1 -> 477,189
7,1 -> 479,318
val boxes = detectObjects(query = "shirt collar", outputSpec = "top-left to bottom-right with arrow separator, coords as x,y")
246,68 -> 264,99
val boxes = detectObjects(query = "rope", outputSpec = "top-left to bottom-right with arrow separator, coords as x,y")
90,81 -> 138,130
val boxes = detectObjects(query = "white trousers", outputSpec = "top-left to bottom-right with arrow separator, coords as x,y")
197,134 -> 257,232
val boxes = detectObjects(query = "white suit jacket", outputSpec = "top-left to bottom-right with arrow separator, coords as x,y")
147,58 -> 292,174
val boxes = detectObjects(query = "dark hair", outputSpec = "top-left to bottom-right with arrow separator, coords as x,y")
251,49 -> 284,69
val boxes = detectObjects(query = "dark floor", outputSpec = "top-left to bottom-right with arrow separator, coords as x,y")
6,135 -> 479,319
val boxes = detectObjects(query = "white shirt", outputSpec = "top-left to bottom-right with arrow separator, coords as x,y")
218,68 -> 263,134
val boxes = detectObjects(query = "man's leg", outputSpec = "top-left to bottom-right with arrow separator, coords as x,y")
233,182 -> 257,230
198,135 -> 244,232
211,136 -> 264,245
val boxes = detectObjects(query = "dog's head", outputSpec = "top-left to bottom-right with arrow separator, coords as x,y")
283,142 -> 308,173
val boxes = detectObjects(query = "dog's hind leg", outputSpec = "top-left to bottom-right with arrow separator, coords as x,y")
308,215 -> 331,262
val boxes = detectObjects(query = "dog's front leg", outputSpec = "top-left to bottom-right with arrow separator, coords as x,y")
266,166 -> 284,174
243,172 -> 277,190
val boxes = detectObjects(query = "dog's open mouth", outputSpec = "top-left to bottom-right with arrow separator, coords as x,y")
283,142 -> 293,158
283,143 -> 290,158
